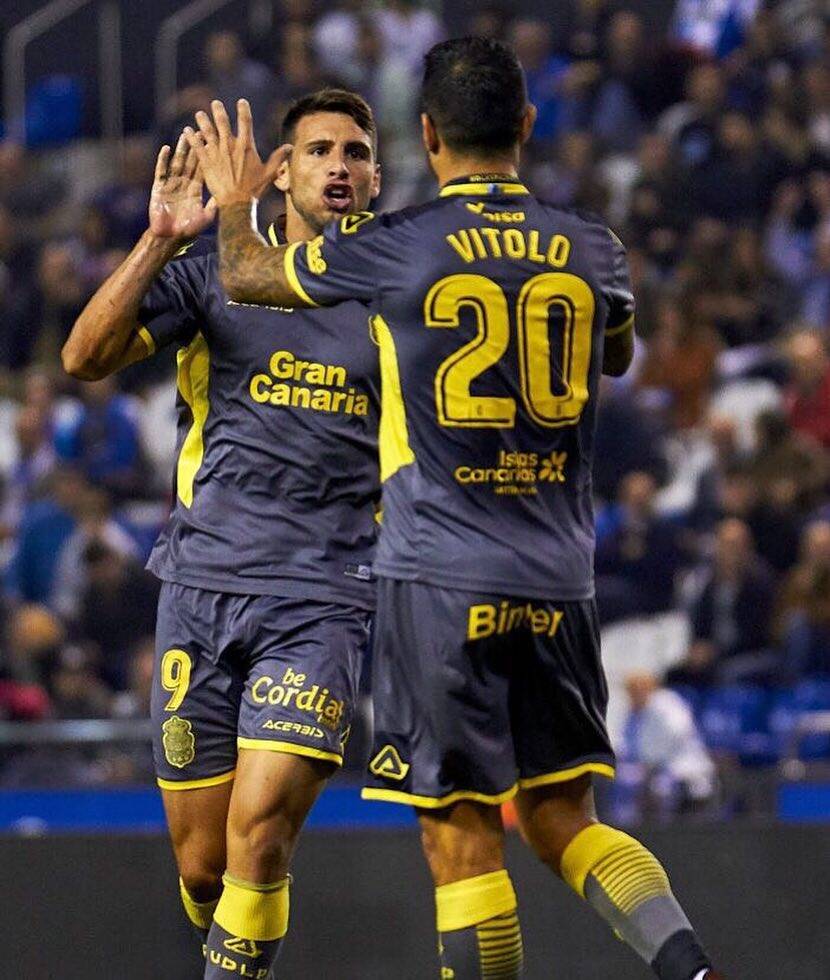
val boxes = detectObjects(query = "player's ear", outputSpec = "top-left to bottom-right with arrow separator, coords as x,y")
274,152 -> 291,193
519,103 -> 537,146
370,163 -> 381,200
421,113 -> 440,156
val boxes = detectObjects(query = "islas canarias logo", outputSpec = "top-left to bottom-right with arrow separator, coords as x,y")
249,348 -> 369,416
454,450 -> 567,495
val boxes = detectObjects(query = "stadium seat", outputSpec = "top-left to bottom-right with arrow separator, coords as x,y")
699,685 -> 776,764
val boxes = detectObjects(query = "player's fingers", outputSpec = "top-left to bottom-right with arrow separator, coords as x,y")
211,100 -> 233,145
195,110 -> 218,145
185,128 -> 209,163
169,130 -> 189,177
203,196 -> 218,222
182,129 -> 200,180
237,99 -> 255,148
154,144 -> 171,182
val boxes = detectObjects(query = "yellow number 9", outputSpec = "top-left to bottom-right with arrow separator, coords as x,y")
161,649 -> 192,712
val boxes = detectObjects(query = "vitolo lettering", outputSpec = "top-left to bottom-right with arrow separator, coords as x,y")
249,349 -> 369,416
251,667 -> 345,731
467,602 -> 564,641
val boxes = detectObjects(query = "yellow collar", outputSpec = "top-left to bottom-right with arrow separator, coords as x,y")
439,180 -> 529,198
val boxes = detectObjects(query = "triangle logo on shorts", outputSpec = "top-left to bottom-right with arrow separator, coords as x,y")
223,937 -> 261,958
369,744 -> 410,782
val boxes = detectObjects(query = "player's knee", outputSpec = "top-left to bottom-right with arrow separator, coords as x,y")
227,807 -> 298,881
523,814 -> 595,875
420,821 -> 503,885
178,858 -> 224,903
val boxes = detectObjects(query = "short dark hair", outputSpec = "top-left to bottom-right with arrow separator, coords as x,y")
281,88 -> 377,152
421,37 -> 528,154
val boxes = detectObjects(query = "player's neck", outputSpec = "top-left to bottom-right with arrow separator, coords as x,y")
283,208 -> 318,244
432,151 -> 520,189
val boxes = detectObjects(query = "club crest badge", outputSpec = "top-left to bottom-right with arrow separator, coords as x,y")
162,715 -> 195,768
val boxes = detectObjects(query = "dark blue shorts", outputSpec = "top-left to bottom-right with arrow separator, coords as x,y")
363,579 -> 614,808
151,581 -> 370,790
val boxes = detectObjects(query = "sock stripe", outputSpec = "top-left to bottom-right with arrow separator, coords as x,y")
476,909 -> 523,979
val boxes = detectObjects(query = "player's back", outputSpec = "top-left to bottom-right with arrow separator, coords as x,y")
290,175 -> 634,600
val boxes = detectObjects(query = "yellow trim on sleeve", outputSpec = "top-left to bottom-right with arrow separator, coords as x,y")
157,768 -> 236,791
283,240 -> 320,307
136,325 -> 156,354
267,223 -> 280,247
362,783 -> 517,809
518,761 -> 615,790
237,737 -> 342,766
436,870 -> 517,933
439,182 -> 529,198
604,314 -> 634,338
370,314 -> 416,483
175,332 -> 210,508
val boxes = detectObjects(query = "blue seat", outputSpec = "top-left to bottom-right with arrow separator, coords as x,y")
699,685 -> 773,763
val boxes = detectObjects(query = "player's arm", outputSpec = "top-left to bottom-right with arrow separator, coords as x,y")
62,132 -> 216,380
601,229 -> 636,378
185,99 -> 300,307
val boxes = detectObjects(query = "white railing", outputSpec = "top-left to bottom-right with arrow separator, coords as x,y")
3,0 -> 123,142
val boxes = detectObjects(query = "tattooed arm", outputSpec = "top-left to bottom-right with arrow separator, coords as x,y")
187,98 -> 309,306
218,201 -> 303,306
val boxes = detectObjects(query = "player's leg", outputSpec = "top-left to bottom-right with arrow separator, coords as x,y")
202,595 -> 368,980
162,781 -> 233,942
202,749 -> 332,980
419,802 -> 523,979
151,582 -> 242,947
516,777 -> 715,980
363,580 -> 524,978
513,599 -> 716,980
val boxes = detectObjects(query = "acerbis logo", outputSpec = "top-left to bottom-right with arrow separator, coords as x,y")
369,744 -> 410,781
223,937 -> 261,958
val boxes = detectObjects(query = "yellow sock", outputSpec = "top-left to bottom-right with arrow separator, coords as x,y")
179,877 -> 219,942
435,870 -> 523,979
203,873 -> 289,979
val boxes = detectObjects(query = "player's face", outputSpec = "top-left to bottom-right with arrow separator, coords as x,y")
278,111 -> 380,234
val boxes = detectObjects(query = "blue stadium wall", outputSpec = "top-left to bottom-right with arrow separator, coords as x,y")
1,824 -> 828,977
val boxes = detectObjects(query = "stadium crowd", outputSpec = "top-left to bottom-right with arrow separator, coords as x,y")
0,0 -> 828,812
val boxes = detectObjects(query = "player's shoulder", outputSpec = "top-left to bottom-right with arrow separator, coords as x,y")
533,199 -> 613,236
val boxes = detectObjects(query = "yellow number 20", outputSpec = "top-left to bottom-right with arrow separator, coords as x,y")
425,272 -> 595,428
161,649 -> 192,712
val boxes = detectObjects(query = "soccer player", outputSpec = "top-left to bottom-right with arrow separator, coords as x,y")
191,39 -> 724,980
62,90 -> 382,979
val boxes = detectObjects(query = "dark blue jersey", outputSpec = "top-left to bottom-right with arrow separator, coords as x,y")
287,177 -> 635,600
138,235 -> 380,609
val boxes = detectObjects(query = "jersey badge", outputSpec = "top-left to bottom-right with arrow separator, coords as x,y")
162,715 -> 195,768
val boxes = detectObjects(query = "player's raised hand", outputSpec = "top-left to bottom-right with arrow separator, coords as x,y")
187,98 -> 290,207
148,129 -> 218,240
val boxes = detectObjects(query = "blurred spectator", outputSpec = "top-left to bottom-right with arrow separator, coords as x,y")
0,142 -> 66,226
4,603 -> 64,688
783,330 -> 830,449
5,467 -> 88,605
89,139 -> 155,249
777,520 -> 830,678
670,518 -> 777,685
51,486 -> 140,620
75,541 -> 159,690
671,0 -> 761,60
749,409 -> 828,514
595,471 -> 686,624
50,643 -> 112,719
637,297 -> 719,429
509,19 -> 584,145
622,673 -> 717,815
204,31 -> 275,147
659,63 -> 727,168
54,376 -> 146,501
111,636 -> 155,720
373,1 -> 444,79
0,404 -> 56,542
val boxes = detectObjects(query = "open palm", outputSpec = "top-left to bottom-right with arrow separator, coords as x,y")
148,130 -> 217,240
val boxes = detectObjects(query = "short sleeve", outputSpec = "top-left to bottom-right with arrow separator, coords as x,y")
604,229 -> 635,336
137,252 -> 209,353
285,211 -> 388,307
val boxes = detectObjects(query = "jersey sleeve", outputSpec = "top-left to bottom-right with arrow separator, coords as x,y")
284,212 -> 393,307
604,229 -> 635,337
137,251 -> 209,353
